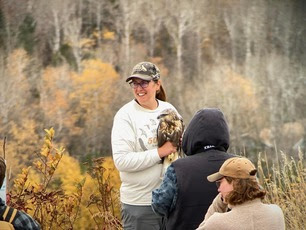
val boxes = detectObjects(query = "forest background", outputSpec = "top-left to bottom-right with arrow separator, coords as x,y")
0,0 -> 305,229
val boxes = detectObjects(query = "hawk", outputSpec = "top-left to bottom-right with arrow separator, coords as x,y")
157,109 -> 184,176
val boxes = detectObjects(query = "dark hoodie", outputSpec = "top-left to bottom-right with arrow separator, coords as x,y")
166,108 -> 234,230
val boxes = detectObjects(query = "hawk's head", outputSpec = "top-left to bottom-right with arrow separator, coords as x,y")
157,109 -> 184,148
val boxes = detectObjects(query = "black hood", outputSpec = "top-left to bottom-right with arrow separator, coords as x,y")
182,108 -> 229,156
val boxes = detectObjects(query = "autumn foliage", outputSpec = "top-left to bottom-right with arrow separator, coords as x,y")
8,128 -> 122,230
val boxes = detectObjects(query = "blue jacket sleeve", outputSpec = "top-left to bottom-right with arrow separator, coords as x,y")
151,164 -> 178,217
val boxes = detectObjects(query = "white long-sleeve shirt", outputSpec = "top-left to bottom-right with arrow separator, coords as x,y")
111,99 -> 178,205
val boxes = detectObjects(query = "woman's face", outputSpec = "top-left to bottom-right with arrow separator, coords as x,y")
217,177 -> 233,201
130,78 -> 160,109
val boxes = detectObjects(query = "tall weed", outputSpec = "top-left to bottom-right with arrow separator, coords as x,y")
257,150 -> 306,230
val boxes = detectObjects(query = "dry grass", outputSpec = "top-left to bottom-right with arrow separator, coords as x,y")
257,149 -> 306,230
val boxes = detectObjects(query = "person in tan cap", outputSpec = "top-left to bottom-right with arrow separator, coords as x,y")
196,157 -> 285,230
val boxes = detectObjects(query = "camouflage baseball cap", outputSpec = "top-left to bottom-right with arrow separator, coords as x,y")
126,62 -> 160,82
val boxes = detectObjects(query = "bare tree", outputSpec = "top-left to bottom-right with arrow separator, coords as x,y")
0,49 -> 31,125
29,0 -> 77,61
162,0 -> 194,108
114,0 -> 141,76
0,0 -> 29,53
191,1 -> 212,79
138,0 -> 164,57
164,1 -> 194,81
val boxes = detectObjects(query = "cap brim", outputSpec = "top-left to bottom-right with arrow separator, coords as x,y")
207,172 -> 224,182
126,74 -> 152,82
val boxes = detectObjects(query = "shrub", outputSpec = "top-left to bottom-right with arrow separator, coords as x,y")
8,128 -> 122,230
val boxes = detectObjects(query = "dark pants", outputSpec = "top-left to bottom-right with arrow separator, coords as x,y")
121,203 -> 163,230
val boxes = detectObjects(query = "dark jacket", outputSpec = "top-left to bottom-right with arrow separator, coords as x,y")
166,108 -> 234,230
0,198 -> 41,230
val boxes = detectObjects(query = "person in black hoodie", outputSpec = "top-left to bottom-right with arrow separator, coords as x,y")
152,108 -> 235,230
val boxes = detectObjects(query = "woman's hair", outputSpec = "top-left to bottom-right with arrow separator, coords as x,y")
155,81 -> 166,101
224,176 -> 266,205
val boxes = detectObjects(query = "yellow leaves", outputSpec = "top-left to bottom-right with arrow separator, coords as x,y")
66,37 -> 96,49
44,128 -> 55,139
9,127 -> 122,229
92,29 -> 115,41
80,38 -> 96,48
54,151 -> 63,161
40,148 -> 49,157
103,29 -> 115,40
32,183 -> 44,194
40,128 -> 55,158
101,157 -> 121,190
40,59 -> 118,148
85,156 -> 122,229
70,59 -> 119,118
54,154 -> 83,194
13,166 -> 31,191
78,59 -> 119,88
44,139 -> 52,149
34,161 -> 43,170
9,128 -> 88,229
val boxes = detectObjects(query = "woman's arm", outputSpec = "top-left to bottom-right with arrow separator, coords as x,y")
197,194 -> 228,229
111,112 -> 162,172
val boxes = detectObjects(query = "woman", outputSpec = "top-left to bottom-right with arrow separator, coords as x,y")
111,61 -> 179,229
197,157 -> 285,230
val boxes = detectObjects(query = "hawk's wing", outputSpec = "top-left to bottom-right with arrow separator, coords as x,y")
157,109 -> 184,150
157,109 -> 184,177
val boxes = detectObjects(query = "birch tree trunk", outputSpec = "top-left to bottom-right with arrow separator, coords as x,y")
163,0 -> 194,107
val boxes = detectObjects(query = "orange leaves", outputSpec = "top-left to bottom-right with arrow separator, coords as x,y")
40,59 -> 119,153
41,65 -> 72,113
6,49 -> 30,78
72,59 -> 118,96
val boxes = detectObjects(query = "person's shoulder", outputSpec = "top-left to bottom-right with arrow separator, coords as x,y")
158,100 -> 175,108
265,203 -> 284,214
158,101 -> 180,115
118,100 -> 135,111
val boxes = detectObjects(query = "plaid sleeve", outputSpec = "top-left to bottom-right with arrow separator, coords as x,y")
13,210 -> 41,230
152,164 -> 178,217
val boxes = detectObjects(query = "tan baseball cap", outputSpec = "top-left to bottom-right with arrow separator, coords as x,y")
207,157 -> 257,182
